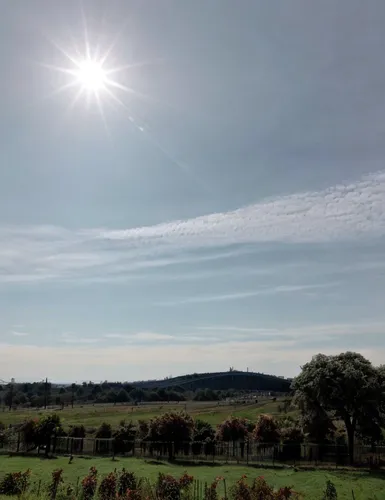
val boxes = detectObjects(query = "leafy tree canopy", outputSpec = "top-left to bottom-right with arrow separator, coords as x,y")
292,351 -> 385,463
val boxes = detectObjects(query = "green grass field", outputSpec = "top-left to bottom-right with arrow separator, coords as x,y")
0,455 -> 384,499
0,399 -> 295,430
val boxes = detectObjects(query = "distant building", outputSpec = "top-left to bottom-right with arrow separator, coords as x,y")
11,378 -> 15,384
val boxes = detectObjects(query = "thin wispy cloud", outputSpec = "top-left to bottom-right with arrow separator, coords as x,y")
155,282 -> 339,306
1,171 -> 385,284
105,332 -> 174,341
194,321 -> 385,341
11,331 -> 29,337
104,331 -> 221,343
60,333 -> 102,344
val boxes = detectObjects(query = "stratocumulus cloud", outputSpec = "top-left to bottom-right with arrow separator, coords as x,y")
1,171 -> 385,283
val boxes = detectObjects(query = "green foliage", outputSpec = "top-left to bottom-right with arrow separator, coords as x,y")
253,414 -> 280,444
95,422 -> 112,439
192,419 -> 215,455
113,421 -> 136,454
98,471 -> 117,500
148,412 -> 194,458
230,474 -> 301,499
155,471 -> 193,499
0,469 -> 31,496
298,403 -> 335,444
193,419 -> 215,441
322,480 -> 338,500
48,469 -> 64,500
81,466 -> 98,500
194,389 -> 220,401
292,352 -> 385,464
216,416 -> 251,442
118,469 -> 139,496
69,424 -> 86,438
279,420 -> 305,445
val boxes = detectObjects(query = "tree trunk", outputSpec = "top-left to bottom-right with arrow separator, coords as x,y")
344,418 -> 355,466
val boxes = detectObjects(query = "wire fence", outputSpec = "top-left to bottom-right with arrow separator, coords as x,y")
1,436 -> 385,468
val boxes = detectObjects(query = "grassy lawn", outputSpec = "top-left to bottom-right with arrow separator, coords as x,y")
0,399 -> 296,430
0,455 -> 384,499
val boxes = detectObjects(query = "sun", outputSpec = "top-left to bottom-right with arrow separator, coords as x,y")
75,59 -> 107,92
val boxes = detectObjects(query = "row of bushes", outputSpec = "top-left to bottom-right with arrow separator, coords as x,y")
0,466 -> 340,499
1,411 -> 350,462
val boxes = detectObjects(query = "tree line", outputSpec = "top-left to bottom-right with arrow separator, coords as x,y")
0,381 -> 256,409
1,351 -> 384,466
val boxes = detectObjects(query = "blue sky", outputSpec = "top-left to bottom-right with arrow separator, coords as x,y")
1,0 -> 385,382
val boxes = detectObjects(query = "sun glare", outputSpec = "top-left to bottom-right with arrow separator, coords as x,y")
41,23 -> 155,136
76,59 -> 107,92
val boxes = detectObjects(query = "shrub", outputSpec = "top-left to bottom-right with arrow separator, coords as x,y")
118,469 -> 139,496
95,423 -> 112,454
230,475 -> 301,499
178,471 -> 194,489
253,415 -> 280,445
33,413 -> 65,455
148,412 -> 194,459
95,422 -> 112,439
69,424 -> 86,438
323,480 -> 338,500
0,421 -> 6,446
0,469 -> 31,496
113,421 -> 137,454
81,466 -> 98,500
204,478 -> 220,500
192,419 -> 215,456
217,416 -> 251,442
156,473 -> 181,500
20,418 -> 38,448
98,471 -> 117,500
48,469 -> 64,500
154,471 -> 193,499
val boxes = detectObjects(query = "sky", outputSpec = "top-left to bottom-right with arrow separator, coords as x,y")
1,0 -> 385,382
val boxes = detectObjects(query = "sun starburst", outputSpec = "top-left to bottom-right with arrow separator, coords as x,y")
75,58 -> 108,92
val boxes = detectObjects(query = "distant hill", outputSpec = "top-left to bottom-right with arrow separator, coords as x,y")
132,370 -> 291,392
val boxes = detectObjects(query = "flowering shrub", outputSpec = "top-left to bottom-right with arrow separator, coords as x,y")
178,472 -> 194,490
81,466 -> 98,500
156,473 -> 181,500
118,469 -> 138,496
253,415 -> 280,445
230,475 -> 301,500
48,469 -> 64,500
123,489 -> 142,500
0,469 -> 31,496
148,412 -> 194,459
216,416 -> 251,442
98,472 -> 117,500
203,478 -> 220,500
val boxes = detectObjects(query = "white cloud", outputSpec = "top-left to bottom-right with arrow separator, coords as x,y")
105,332 -> 174,341
60,333 -> 102,344
155,282 -> 339,306
104,332 -> 221,343
1,170 -> 385,283
194,321 -> 385,340
11,331 -> 29,337
2,320 -> 385,380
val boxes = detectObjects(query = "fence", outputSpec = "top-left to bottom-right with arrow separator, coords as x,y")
1,435 -> 385,468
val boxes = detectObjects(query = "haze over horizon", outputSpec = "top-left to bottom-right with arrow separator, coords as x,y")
1,0 -> 385,382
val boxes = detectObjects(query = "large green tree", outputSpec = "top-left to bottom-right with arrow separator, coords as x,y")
292,352 -> 385,464
148,412 -> 194,459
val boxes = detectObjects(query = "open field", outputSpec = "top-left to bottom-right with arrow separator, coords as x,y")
0,399 -> 295,429
0,455 -> 384,499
